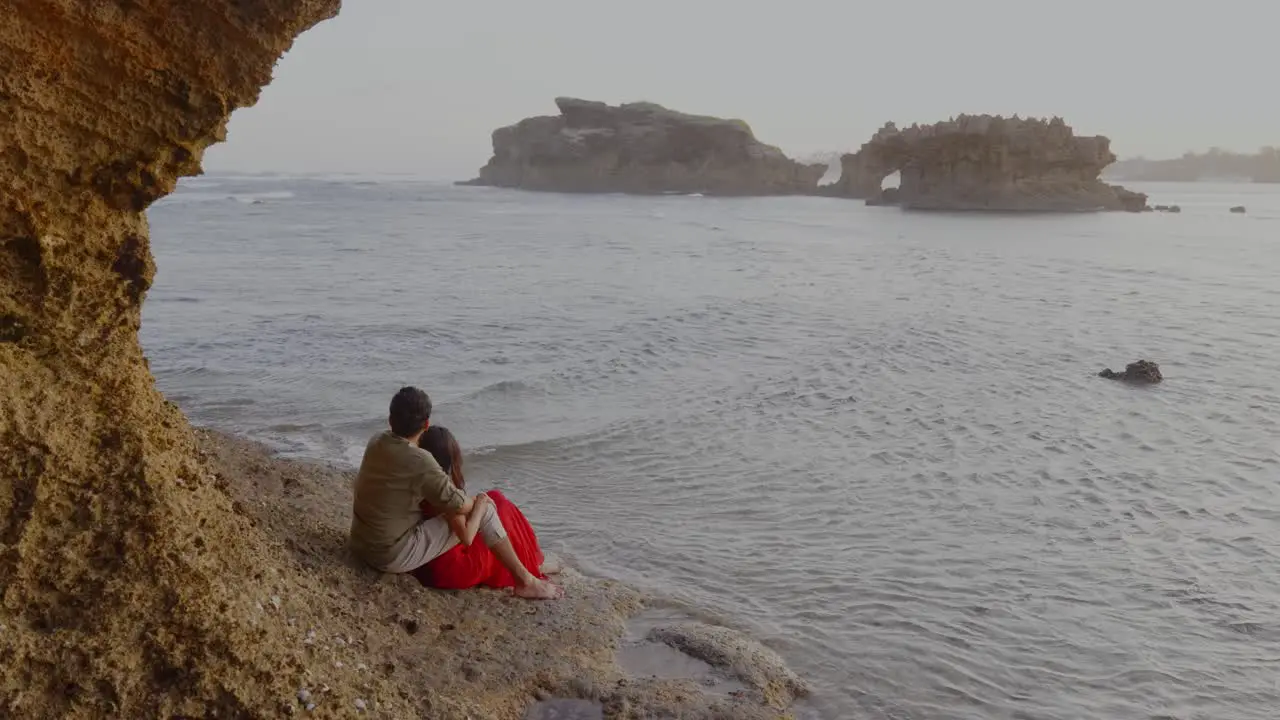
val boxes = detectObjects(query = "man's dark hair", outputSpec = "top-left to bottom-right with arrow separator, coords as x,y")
388,386 -> 432,437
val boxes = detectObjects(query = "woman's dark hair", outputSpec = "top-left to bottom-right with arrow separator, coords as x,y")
388,386 -> 432,437
419,425 -> 464,490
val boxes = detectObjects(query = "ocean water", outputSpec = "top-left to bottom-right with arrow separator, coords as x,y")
144,177 -> 1280,719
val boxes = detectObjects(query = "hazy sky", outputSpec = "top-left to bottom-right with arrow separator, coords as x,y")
204,0 -> 1279,179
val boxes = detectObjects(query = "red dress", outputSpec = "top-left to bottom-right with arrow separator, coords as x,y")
410,490 -> 546,590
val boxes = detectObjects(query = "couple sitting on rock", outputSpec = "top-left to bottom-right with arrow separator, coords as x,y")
348,386 -> 561,600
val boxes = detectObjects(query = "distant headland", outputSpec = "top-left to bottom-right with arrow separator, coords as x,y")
462,98 -> 1149,213
1105,147 -> 1280,183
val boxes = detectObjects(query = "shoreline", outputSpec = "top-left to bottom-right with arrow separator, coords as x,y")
196,427 -> 810,719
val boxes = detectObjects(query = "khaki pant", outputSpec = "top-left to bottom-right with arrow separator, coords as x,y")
380,501 -> 508,574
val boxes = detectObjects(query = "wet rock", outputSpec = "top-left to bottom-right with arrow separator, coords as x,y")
462,97 -> 826,196
822,115 -> 1147,212
647,623 -> 808,707
1099,360 -> 1163,384
523,698 -> 605,720
1230,205 -> 1247,213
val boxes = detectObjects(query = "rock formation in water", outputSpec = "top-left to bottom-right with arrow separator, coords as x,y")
1098,360 -> 1163,384
825,116 -> 1149,212
1230,205 -> 1247,214
463,97 -> 827,195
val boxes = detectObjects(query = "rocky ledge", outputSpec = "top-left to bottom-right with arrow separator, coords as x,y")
825,115 -> 1149,212
462,97 -> 827,196
197,430 -> 810,719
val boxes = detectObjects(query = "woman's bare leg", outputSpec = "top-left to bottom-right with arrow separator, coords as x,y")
488,537 -> 561,599
474,501 -> 561,599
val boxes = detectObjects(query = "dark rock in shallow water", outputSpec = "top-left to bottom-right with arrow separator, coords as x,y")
1099,360 -> 1163,384
1230,205 -> 1247,213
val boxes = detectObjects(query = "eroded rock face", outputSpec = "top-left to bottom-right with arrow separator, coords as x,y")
0,2 -> 397,716
827,116 -> 1149,212
464,98 -> 827,196
1099,360 -> 1163,384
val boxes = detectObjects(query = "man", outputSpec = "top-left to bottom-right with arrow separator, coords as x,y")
350,386 -> 560,600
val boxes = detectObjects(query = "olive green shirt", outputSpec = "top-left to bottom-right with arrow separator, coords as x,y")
349,430 -> 467,569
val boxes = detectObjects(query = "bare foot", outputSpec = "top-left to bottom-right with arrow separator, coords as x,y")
513,578 -> 562,600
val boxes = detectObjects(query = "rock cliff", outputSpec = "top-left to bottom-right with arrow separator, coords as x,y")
464,98 -> 827,195
0,1 -> 393,716
827,116 -> 1148,212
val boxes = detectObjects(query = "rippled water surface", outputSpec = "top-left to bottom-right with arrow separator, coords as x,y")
145,178 -> 1280,719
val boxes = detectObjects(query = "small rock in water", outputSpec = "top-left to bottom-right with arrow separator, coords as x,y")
1098,359 -> 1163,384
1230,205 -> 1247,213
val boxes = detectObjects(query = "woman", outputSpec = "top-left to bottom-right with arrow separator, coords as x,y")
411,426 -> 557,590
